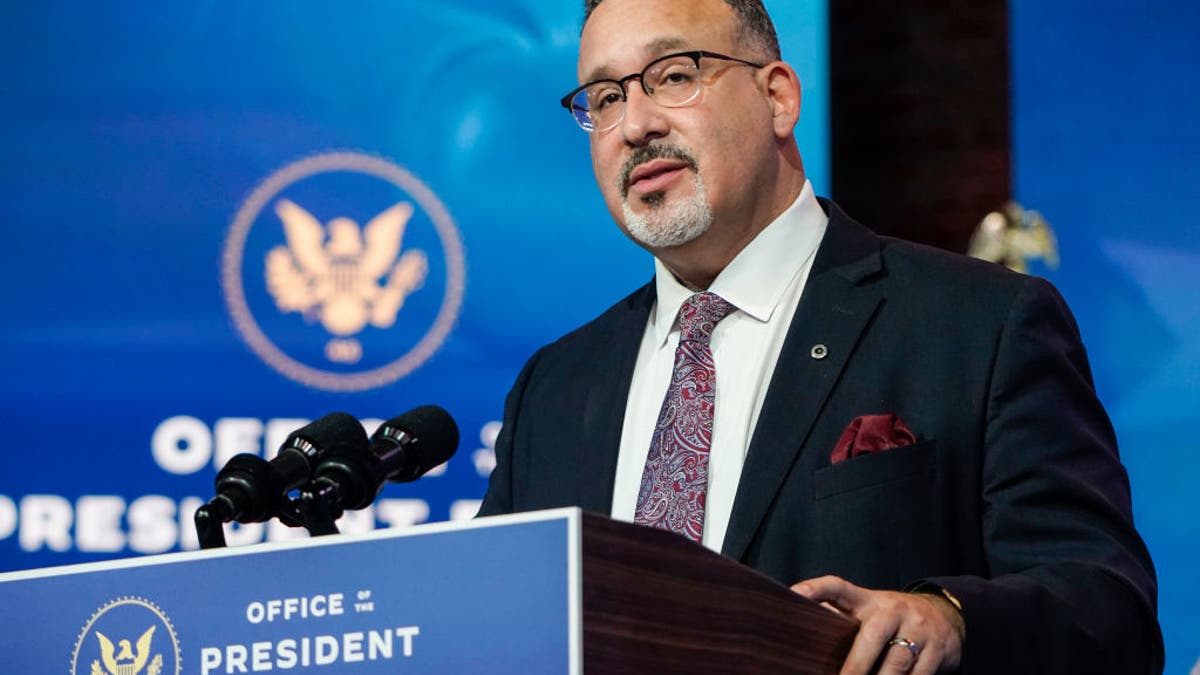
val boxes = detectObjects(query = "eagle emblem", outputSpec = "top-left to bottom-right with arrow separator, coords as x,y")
91,626 -> 162,675
222,151 -> 466,390
968,200 -> 1059,273
265,199 -> 429,362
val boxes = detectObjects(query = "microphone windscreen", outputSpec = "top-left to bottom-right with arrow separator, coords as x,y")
290,412 -> 369,451
383,405 -> 459,468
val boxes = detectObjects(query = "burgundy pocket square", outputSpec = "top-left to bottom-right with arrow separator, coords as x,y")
830,414 -> 917,464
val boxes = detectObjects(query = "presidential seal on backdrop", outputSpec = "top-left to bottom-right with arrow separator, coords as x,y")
72,597 -> 181,675
221,152 -> 466,392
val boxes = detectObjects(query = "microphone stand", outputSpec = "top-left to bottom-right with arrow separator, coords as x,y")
194,490 -> 342,549
194,499 -> 230,549
281,489 -> 342,537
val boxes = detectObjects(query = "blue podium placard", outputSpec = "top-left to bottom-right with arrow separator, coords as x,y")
0,508 -> 581,674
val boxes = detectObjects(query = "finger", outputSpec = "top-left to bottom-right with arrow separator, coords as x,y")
896,613 -> 956,675
819,601 -> 848,616
909,646 -> 942,675
905,619 -> 957,675
837,611 -> 901,675
877,638 -> 920,675
792,575 -> 868,614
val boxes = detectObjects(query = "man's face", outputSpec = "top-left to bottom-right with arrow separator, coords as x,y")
578,0 -> 776,253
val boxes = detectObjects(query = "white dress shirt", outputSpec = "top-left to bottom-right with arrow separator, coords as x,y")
610,180 -> 829,552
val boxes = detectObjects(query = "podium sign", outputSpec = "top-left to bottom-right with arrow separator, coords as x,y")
0,509 -> 580,674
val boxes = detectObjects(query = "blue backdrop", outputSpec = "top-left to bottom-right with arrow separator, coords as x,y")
3,0 -> 1195,670
1011,0 -> 1199,670
0,0 -> 827,566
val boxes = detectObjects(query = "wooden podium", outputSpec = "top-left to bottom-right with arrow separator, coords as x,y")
580,511 -> 856,673
0,508 -> 855,674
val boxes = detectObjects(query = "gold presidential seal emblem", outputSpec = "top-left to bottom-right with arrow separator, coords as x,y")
221,152 -> 466,391
72,597 -> 181,675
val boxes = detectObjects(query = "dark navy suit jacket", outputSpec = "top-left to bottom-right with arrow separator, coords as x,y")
479,201 -> 1162,673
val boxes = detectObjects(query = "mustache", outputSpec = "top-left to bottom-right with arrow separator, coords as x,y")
618,144 -> 699,197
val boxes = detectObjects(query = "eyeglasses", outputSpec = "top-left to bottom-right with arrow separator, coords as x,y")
560,50 -> 765,133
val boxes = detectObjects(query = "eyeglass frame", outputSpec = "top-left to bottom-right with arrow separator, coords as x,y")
559,50 -> 767,133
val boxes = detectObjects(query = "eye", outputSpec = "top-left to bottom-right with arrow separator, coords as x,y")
590,86 -> 624,112
653,63 -> 698,89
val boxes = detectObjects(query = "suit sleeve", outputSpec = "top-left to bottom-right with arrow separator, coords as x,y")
476,347 -> 544,517
920,277 -> 1163,674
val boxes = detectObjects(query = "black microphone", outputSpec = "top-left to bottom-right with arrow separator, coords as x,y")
304,405 -> 459,512
201,412 -> 369,525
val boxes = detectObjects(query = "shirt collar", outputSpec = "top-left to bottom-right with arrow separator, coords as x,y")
651,180 -> 828,347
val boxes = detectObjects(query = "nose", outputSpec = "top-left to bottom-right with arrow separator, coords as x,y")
618,81 -> 669,147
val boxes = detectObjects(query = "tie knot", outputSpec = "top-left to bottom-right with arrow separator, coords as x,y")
678,292 -> 735,343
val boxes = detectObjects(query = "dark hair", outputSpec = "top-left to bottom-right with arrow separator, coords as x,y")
583,0 -> 781,61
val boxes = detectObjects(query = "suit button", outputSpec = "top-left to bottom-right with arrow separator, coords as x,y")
811,344 -> 828,360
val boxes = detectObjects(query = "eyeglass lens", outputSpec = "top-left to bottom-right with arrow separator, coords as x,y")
571,54 -> 702,132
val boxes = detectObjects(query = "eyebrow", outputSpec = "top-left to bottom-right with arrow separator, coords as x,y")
582,36 -> 693,83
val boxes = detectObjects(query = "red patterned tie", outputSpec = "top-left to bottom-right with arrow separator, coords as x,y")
634,291 -> 736,543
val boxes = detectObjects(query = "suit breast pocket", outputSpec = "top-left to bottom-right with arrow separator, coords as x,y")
813,440 -> 937,500
810,440 -> 941,589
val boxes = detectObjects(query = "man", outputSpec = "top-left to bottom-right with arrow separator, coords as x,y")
478,0 -> 1162,672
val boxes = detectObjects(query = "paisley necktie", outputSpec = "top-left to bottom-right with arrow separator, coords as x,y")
634,291 -> 736,543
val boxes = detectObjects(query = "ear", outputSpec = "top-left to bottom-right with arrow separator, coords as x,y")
760,62 -> 802,139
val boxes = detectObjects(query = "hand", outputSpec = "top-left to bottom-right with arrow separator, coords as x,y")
791,575 -> 964,675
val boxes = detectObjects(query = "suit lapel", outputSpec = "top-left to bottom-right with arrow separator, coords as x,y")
722,202 -> 886,560
575,284 -> 656,514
